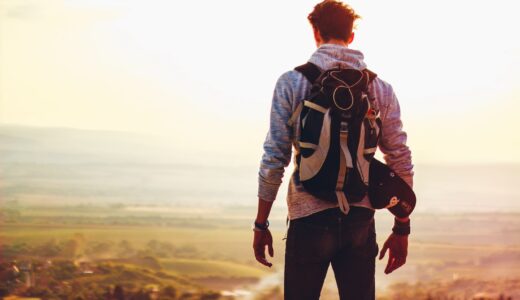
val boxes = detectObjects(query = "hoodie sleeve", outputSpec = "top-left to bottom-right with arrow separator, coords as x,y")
257,72 -> 295,202
378,87 -> 414,188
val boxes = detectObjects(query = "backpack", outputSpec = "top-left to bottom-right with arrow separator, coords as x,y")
287,62 -> 381,214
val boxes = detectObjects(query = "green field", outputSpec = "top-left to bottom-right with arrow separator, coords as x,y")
2,205 -> 520,299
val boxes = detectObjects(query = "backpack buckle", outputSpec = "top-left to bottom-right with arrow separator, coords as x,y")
340,121 -> 349,133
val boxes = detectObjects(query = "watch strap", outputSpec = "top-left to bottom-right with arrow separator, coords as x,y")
253,220 -> 269,231
392,218 -> 411,236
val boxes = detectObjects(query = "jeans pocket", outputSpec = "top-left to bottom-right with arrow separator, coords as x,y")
350,219 -> 378,259
286,220 -> 337,264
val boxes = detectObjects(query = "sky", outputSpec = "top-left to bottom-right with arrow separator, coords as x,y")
0,0 -> 519,164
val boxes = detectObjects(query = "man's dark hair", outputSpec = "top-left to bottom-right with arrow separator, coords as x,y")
308,1 -> 360,42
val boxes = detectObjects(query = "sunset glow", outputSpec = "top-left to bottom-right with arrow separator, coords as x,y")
1,0 -> 518,164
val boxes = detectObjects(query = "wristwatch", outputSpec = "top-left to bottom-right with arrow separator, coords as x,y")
253,220 -> 269,231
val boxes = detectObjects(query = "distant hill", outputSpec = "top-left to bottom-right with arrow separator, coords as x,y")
1,124 -> 519,212
0,124 -> 257,206
0,124 -> 183,164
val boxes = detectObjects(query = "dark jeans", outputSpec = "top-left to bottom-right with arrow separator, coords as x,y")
284,207 -> 378,300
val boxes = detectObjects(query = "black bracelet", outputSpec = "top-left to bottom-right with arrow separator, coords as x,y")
254,220 -> 269,231
392,218 -> 411,236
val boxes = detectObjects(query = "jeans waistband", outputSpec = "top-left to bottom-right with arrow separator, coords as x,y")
293,206 -> 375,227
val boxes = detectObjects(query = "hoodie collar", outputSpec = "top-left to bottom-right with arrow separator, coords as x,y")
308,44 -> 367,71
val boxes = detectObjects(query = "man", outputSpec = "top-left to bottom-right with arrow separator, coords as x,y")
253,1 -> 414,299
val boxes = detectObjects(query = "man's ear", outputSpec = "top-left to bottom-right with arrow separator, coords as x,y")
348,32 -> 355,45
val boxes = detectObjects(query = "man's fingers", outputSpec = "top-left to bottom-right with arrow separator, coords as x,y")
385,255 -> 406,274
253,246 -> 264,259
381,233 -> 409,274
379,242 -> 389,260
385,259 -> 403,274
254,245 -> 272,267
255,256 -> 272,267
392,257 -> 406,272
268,242 -> 274,257
385,261 -> 395,274
384,250 -> 395,274
255,254 -> 272,267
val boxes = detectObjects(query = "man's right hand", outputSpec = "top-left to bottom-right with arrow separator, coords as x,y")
253,229 -> 274,267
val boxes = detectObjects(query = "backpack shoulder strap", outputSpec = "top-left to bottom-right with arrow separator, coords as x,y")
365,69 -> 377,81
363,69 -> 381,124
363,69 -> 378,89
287,63 -> 321,127
294,62 -> 322,84
363,68 -> 378,106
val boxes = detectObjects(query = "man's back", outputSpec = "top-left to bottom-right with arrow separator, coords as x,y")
258,43 -> 413,220
252,2 -> 414,299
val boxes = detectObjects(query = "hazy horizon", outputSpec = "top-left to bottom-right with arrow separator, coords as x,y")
1,0 -> 519,165
1,124 -> 519,215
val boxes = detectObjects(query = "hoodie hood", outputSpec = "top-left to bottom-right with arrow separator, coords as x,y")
308,43 -> 367,71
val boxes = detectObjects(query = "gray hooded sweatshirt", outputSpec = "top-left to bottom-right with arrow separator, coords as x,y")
258,44 -> 414,220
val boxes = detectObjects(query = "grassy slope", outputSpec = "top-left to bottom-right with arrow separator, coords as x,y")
159,258 -> 267,279
2,207 -> 520,298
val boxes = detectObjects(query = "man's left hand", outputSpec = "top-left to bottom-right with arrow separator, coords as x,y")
379,233 -> 408,274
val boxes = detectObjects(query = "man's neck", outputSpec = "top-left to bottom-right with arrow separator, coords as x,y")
318,39 -> 349,47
